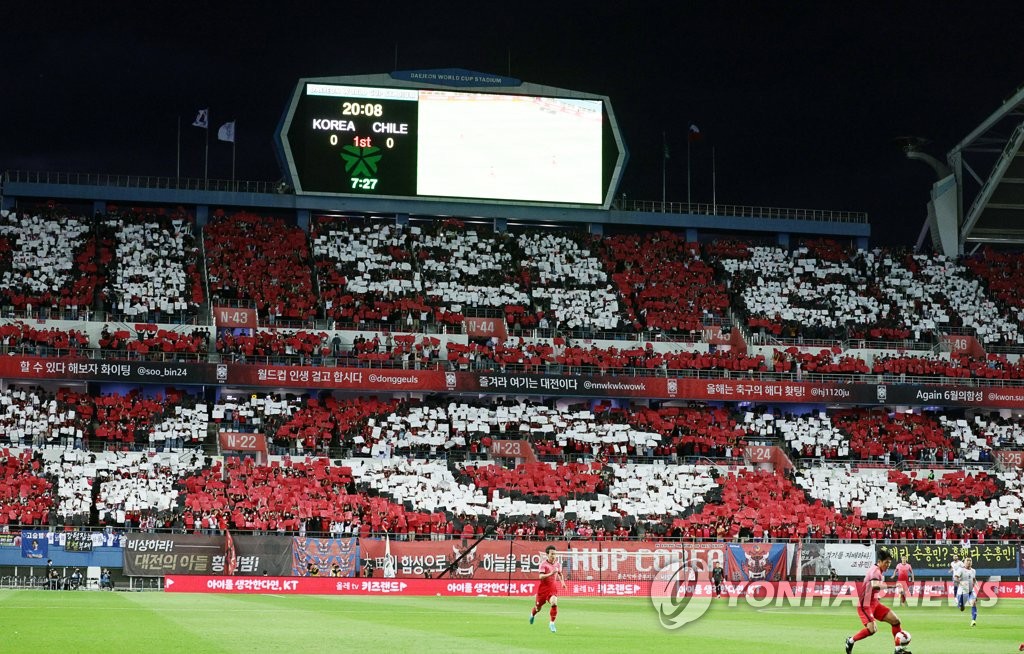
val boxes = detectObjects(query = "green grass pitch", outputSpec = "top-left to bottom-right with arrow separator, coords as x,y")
0,591 -> 1020,653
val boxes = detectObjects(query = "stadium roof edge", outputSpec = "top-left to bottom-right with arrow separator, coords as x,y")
0,172 -> 869,239
300,72 -> 608,101
952,85 -> 1024,153
943,84 -> 1024,249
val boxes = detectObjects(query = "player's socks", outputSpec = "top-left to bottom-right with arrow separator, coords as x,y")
549,622 -> 556,633
971,605 -> 977,621
852,628 -> 871,642
550,605 -> 558,622
891,623 -> 901,638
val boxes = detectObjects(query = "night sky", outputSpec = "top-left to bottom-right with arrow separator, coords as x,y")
3,2 -> 1022,245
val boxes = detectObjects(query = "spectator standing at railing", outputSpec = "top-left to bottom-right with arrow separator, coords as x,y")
46,559 -> 59,590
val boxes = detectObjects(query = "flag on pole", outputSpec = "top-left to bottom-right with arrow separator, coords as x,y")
218,121 -> 236,143
688,124 -> 701,142
224,530 -> 237,575
192,109 -> 209,129
382,535 -> 397,578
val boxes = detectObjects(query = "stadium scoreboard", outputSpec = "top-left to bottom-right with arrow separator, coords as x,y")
278,73 -> 624,208
291,85 -> 420,198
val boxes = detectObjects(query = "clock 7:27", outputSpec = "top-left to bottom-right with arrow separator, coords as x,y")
351,178 -> 378,190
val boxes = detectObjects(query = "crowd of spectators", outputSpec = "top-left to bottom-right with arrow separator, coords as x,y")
98,324 -> 208,360
205,212 -> 316,324
5,211 -> 1024,358
0,448 -> 53,527
799,465 -> 1022,538
0,208 -> 110,319
710,239 -> 1024,348
0,322 -> 89,355
600,231 -> 729,335
102,209 -> 203,323
0,434 -> 1021,538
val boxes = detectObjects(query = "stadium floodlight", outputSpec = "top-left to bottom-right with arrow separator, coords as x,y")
896,135 -> 956,254
895,136 -> 951,178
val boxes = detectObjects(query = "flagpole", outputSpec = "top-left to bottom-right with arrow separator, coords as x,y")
204,112 -> 210,189
232,124 -> 237,188
176,116 -> 181,187
687,133 -> 692,213
191,109 -> 210,186
712,146 -> 717,214
661,131 -> 667,212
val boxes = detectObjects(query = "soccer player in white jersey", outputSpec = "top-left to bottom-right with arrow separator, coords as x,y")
950,554 -> 964,603
957,557 -> 978,626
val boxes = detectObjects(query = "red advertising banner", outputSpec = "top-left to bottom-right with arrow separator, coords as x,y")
0,357 -> 215,385
225,365 -> 452,391
556,541 -> 729,582
8,354 -> 1024,410
214,306 -> 258,329
164,575 -> 539,596
464,316 -> 507,340
164,577 -> 1024,599
235,368 -> 1024,411
994,450 -> 1024,468
357,539 -> 729,581
359,539 -> 568,579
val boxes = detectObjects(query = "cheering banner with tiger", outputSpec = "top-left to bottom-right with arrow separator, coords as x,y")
726,543 -> 792,581
291,537 -> 360,576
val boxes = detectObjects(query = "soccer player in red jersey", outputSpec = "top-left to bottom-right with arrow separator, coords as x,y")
845,549 -> 911,654
892,556 -> 914,607
530,545 -> 564,633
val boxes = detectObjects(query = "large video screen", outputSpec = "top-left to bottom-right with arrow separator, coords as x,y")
286,83 -> 605,205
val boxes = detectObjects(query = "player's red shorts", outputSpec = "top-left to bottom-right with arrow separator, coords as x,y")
534,586 -> 556,607
857,603 -> 891,625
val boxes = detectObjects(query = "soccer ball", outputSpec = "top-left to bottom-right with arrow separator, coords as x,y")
894,630 -> 912,647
